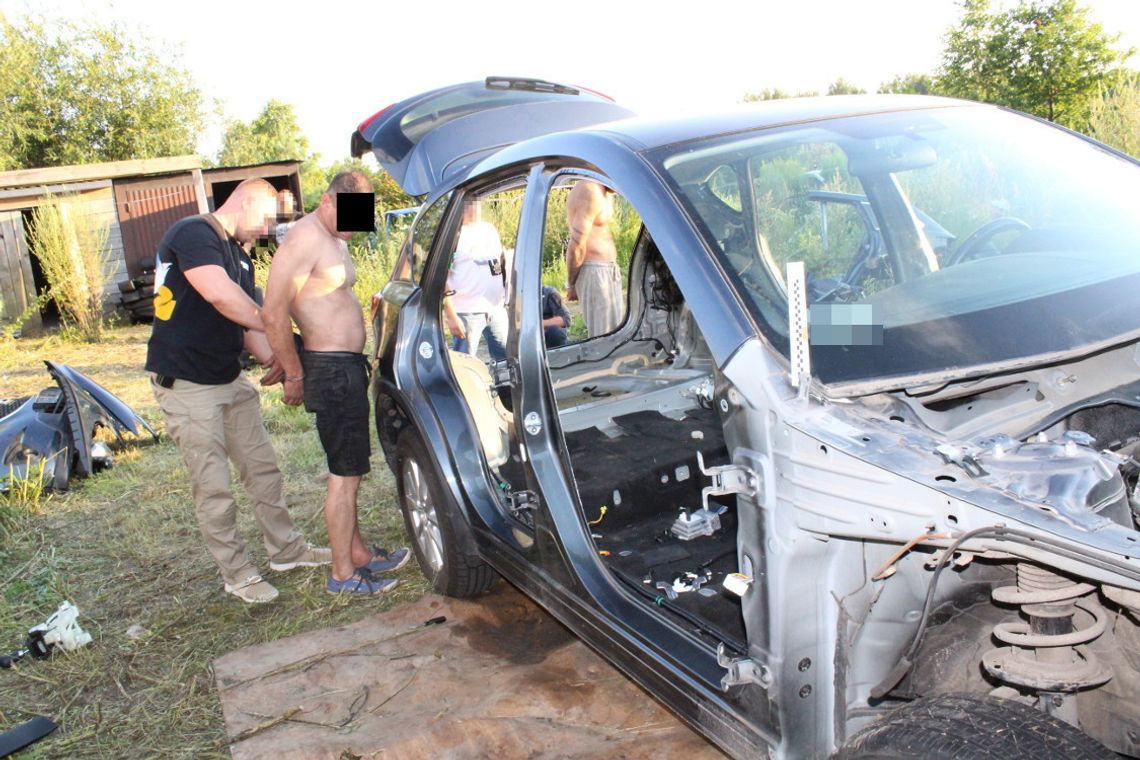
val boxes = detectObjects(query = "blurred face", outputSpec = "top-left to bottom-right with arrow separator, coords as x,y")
462,200 -> 481,224
276,190 -> 296,222
237,193 -> 278,242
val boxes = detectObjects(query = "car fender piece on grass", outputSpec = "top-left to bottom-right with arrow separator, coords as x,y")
0,361 -> 157,490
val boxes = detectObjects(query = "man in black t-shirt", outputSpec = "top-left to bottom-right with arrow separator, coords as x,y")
146,179 -> 330,604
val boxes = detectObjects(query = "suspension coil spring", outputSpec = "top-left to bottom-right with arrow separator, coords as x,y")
982,562 -> 1111,693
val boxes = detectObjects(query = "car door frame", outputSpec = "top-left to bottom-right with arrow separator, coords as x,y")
498,157 -> 780,756
383,140 -> 781,757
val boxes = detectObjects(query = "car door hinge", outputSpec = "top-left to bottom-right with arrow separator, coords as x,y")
491,360 -> 520,389
506,489 -> 538,514
697,451 -> 759,512
717,643 -> 774,690
505,489 -> 538,530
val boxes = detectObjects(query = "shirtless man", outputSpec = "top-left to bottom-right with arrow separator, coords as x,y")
264,171 -> 409,596
565,180 -> 622,338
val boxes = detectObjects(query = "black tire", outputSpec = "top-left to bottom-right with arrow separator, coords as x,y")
837,693 -> 1115,759
394,429 -> 498,597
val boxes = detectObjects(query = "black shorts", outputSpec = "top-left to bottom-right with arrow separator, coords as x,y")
300,351 -> 371,477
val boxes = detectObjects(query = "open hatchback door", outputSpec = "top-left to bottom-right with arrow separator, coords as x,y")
351,76 -> 635,196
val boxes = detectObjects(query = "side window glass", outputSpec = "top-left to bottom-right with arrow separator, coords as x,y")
707,165 -> 742,212
541,175 -> 641,345
394,191 -> 452,283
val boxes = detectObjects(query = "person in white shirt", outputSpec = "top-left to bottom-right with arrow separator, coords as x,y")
443,200 -> 508,360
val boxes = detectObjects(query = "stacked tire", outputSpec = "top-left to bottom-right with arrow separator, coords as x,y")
117,258 -> 156,323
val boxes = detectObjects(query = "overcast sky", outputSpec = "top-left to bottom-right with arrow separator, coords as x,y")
3,0 -> 1138,161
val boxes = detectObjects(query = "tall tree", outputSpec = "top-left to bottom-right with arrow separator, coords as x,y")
216,100 -> 329,211
0,15 -> 203,171
216,100 -> 311,167
938,0 -> 1130,128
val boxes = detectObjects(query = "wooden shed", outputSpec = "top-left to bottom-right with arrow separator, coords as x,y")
0,156 -> 207,326
202,160 -> 303,213
0,157 -> 305,328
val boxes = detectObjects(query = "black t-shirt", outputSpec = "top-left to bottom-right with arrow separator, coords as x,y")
145,215 -> 255,384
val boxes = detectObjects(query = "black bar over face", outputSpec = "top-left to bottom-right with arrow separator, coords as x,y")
336,192 -> 376,232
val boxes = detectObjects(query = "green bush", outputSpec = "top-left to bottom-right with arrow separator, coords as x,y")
351,229 -> 401,314
1086,71 -> 1140,158
29,196 -> 111,342
482,189 -> 525,251
542,256 -> 568,289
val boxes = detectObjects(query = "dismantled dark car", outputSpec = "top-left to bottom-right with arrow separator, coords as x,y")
354,77 -> 1140,758
0,362 -> 156,489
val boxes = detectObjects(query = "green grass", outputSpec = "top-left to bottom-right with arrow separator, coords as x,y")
0,324 -> 428,758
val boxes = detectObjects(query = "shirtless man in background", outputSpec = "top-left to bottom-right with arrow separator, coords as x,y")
264,171 -> 409,596
565,180 -> 622,338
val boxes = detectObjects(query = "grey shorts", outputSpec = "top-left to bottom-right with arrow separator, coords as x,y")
576,261 -> 623,338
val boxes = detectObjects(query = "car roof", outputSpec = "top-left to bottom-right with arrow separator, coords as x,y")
562,94 -> 979,153
456,94 -> 981,191
356,83 -> 980,199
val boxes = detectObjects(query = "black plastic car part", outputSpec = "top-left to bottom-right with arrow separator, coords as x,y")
0,716 -> 58,757
0,362 -> 157,489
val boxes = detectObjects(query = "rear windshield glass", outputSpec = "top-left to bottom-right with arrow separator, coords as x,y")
388,83 -> 604,161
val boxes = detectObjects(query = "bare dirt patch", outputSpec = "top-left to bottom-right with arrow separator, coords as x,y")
215,583 -> 724,759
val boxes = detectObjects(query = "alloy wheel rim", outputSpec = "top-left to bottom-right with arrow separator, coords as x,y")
403,456 -> 444,572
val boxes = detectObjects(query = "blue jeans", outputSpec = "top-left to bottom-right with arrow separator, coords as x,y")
452,307 -> 507,361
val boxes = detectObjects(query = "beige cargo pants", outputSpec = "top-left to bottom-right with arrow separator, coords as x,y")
152,374 -> 308,586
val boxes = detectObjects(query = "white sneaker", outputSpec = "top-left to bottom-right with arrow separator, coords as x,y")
224,575 -> 279,603
269,544 -> 333,572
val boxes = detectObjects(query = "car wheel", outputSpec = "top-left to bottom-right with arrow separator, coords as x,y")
395,430 -> 498,597
836,693 -> 1114,759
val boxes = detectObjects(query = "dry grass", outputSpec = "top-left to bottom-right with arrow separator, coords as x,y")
0,325 -> 428,758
